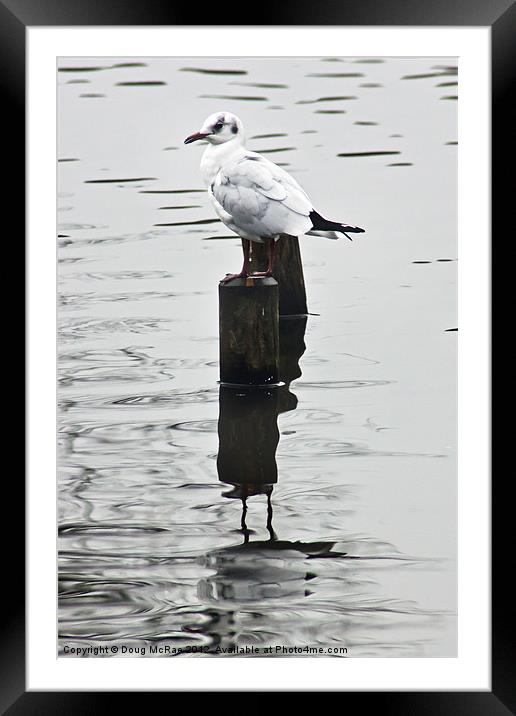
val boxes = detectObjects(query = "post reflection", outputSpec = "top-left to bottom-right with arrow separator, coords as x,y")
200,317 -> 344,607
216,315 -> 307,537
217,386 -> 279,510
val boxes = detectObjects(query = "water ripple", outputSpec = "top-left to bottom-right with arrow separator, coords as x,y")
59,317 -> 169,340
294,379 -> 392,389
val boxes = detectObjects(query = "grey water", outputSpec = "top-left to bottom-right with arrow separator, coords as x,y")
58,56 -> 457,657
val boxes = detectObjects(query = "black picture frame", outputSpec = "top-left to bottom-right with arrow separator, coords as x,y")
6,0 -> 512,710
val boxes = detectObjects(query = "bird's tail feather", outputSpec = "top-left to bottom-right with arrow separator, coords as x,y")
309,210 -> 365,241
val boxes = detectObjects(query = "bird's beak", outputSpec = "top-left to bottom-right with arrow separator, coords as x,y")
184,131 -> 210,145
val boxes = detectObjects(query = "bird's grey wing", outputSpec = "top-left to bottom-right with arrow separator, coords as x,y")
249,153 -> 314,216
212,164 -> 269,220
212,152 -> 313,224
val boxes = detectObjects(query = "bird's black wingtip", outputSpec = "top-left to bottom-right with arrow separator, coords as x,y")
310,210 -> 365,238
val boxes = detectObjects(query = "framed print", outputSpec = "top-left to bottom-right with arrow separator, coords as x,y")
5,0 -> 512,709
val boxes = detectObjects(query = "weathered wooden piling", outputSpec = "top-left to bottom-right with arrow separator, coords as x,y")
219,276 -> 279,385
251,235 -> 308,316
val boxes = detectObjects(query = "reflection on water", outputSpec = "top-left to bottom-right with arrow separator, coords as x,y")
217,317 -> 305,502
58,56 -> 457,657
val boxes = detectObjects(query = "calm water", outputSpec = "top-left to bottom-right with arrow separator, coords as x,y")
58,56 -> 457,657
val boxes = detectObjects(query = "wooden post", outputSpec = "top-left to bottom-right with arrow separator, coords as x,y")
219,276 -> 279,385
251,235 -> 308,316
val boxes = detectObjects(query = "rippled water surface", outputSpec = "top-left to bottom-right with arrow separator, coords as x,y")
58,56 -> 457,657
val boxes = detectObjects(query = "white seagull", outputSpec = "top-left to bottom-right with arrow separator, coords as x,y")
184,111 -> 364,282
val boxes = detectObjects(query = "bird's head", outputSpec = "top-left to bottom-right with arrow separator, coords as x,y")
184,111 -> 244,146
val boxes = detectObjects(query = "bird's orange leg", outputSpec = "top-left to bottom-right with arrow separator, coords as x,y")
220,238 -> 251,283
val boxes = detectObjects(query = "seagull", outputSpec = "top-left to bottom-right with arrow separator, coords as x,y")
184,111 -> 364,282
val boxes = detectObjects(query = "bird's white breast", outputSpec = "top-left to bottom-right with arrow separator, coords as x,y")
200,141 -> 243,188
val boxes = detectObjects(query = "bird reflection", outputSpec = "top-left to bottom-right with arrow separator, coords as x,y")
202,451 -> 344,606
198,528 -> 344,604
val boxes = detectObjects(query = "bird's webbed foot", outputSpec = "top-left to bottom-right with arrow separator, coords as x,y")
220,271 -> 250,284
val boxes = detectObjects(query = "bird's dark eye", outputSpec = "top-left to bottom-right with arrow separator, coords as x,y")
214,121 -> 224,132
